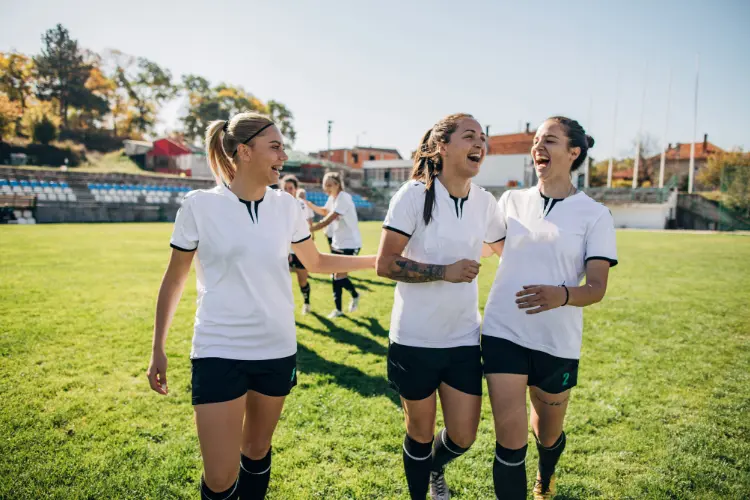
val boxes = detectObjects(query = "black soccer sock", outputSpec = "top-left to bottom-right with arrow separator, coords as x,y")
403,434 -> 433,499
332,279 -> 343,311
238,449 -> 272,500
300,283 -> 311,305
536,431 -> 566,486
431,428 -> 470,472
493,442 -> 527,500
339,277 -> 359,298
201,475 -> 239,500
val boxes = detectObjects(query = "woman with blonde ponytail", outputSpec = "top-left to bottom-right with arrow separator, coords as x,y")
146,112 -> 376,500
376,113 -> 506,499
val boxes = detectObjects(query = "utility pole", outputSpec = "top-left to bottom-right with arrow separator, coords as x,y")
327,120 -> 333,161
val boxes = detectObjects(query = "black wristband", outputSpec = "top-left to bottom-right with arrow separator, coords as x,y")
561,285 -> 569,306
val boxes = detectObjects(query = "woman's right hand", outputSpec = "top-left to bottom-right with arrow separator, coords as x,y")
444,259 -> 480,283
147,349 -> 169,395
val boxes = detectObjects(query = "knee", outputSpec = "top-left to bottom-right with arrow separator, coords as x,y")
495,423 -> 528,450
406,421 -> 435,444
445,428 -> 477,449
535,429 -> 564,449
203,467 -> 238,493
241,438 -> 272,460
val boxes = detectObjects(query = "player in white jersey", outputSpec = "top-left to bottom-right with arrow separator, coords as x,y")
481,117 -> 618,500
146,113 -> 375,500
309,172 -> 364,318
376,114 -> 506,500
282,175 -> 314,314
305,189 -> 335,250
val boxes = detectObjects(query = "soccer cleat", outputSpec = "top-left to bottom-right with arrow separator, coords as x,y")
327,309 -> 344,319
429,470 -> 450,500
348,296 -> 359,313
533,474 -> 556,500
301,304 -> 311,315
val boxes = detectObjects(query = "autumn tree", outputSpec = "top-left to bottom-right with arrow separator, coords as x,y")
0,51 -> 35,135
33,24 -> 107,128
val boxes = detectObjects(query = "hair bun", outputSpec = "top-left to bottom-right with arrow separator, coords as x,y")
586,135 -> 595,148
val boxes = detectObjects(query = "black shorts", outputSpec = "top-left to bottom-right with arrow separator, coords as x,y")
191,354 -> 297,405
331,247 -> 360,256
289,253 -> 305,270
481,335 -> 579,394
387,342 -> 482,401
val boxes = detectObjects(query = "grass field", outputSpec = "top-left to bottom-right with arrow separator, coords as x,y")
1,223 -> 749,499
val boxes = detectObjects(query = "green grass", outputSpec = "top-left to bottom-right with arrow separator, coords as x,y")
8,149 -> 182,176
1,223 -> 748,499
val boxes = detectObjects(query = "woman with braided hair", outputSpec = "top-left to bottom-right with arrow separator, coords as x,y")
376,113 -> 506,499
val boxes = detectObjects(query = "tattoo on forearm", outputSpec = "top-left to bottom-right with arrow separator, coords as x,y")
387,258 -> 445,283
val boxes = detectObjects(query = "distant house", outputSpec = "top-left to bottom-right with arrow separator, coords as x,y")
316,147 -> 402,169
123,138 -> 210,178
644,134 -> 723,189
364,128 -> 536,194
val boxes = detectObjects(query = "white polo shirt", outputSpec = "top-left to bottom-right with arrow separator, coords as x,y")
290,198 -> 314,255
170,185 -> 311,361
482,186 -> 618,360
323,196 -> 335,238
331,191 -> 362,250
383,179 -> 505,348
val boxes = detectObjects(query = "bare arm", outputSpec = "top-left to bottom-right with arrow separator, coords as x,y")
567,259 -> 610,306
293,237 -> 375,274
376,229 -> 479,283
515,259 -> 611,314
311,211 -> 339,232
306,200 -> 329,217
146,248 -> 195,395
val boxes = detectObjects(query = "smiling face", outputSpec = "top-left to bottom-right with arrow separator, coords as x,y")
235,125 -> 288,185
439,117 -> 486,179
323,177 -> 340,196
283,181 -> 296,196
531,120 -> 581,181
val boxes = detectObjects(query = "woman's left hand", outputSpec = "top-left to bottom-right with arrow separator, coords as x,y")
515,285 -> 567,314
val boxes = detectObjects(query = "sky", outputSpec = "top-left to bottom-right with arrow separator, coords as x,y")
1,0 -> 749,161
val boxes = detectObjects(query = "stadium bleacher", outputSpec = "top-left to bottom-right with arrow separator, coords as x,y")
304,190 -> 373,209
86,182 -> 191,204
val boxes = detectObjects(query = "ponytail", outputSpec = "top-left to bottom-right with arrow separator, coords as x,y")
411,113 -> 472,225
206,120 -> 236,185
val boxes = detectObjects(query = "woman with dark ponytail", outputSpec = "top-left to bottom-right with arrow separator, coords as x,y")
376,113 -> 506,499
146,112 -> 375,499
481,117 -> 618,499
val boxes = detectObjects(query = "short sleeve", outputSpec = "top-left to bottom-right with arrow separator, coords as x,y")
383,182 -> 420,238
585,209 -> 618,267
484,191 -> 506,243
333,192 -> 351,216
170,196 -> 199,252
485,190 -> 510,243
291,199 -> 312,244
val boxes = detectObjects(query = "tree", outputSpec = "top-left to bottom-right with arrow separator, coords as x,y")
698,150 -> 750,217
0,51 -> 35,135
180,76 -> 268,142
33,115 -> 57,144
268,100 -> 296,144
0,93 -> 22,139
111,55 -> 176,136
33,24 -> 107,129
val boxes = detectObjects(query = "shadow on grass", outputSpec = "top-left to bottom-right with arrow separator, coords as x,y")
296,316 -> 387,357
340,315 -> 389,338
296,342 -> 399,406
